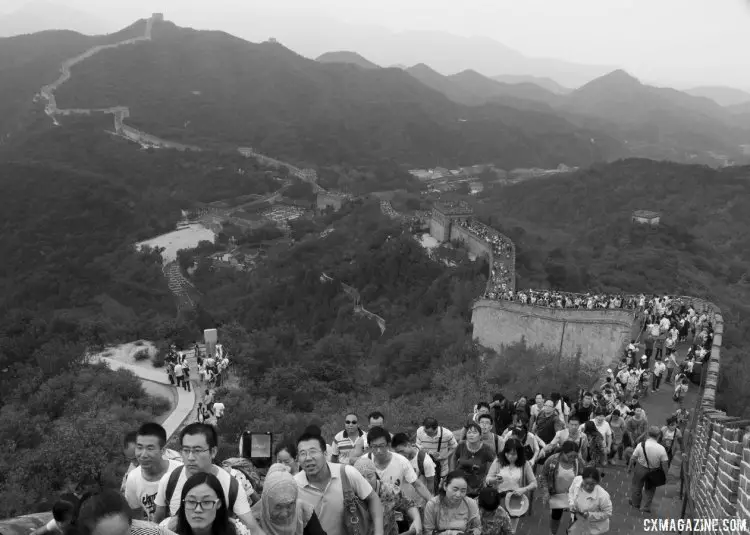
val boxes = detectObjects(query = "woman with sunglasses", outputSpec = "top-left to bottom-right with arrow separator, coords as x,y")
160,472 -> 249,535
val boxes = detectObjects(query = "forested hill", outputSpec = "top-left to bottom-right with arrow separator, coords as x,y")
0,20 -> 148,134
48,19 -> 624,168
475,158 -> 750,416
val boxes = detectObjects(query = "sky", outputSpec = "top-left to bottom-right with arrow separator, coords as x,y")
5,0 -> 750,89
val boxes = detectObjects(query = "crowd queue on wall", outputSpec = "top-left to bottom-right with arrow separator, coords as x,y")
29,295 -> 715,535
452,219 -> 515,295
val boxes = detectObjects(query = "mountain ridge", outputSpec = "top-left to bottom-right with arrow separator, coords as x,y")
316,50 -> 380,69
42,18 -> 623,169
686,86 -> 750,107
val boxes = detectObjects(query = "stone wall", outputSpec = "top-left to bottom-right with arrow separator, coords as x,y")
471,298 -> 636,364
429,210 -> 450,243
681,300 -> 750,533
449,225 -> 493,262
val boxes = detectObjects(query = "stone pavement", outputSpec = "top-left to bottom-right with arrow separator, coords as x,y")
514,320 -> 698,535
513,384 -> 697,535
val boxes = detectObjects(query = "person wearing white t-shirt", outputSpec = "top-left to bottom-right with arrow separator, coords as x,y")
366,427 -> 432,503
212,401 -> 225,419
391,432 -> 436,508
124,423 -> 183,522
349,411 -> 392,463
153,423 -> 265,535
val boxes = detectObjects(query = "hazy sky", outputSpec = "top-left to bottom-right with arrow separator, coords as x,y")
7,0 -> 750,89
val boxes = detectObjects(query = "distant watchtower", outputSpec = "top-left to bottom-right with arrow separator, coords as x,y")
152,13 -> 164,22
430,200 -> 473,243
631,210 -> 660,227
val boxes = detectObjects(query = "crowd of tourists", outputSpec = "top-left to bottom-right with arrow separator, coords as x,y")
31,295 -> 712,535
489,290 -> 648,310
453,218 -> 515,294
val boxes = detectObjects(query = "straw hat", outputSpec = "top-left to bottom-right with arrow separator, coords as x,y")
504,492 -> 530,517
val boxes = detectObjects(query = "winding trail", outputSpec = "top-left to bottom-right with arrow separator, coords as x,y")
100,356 -> 195,438
322,273 -> 386,334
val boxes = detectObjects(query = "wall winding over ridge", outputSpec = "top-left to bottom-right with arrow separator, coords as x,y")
471,298 -> 636,364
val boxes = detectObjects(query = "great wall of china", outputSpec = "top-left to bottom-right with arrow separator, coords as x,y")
3,12 -> 749,534
424,205 -> 750,531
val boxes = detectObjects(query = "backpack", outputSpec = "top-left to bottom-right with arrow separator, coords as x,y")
222,457 -> 263,495
165,465 -> 239,513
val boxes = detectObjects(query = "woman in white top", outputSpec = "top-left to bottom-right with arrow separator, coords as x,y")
567,467 -> 612,535
485,438 -> 537,533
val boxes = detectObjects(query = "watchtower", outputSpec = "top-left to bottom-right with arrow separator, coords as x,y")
430,200 -> 473,243
151,13 -> 164,22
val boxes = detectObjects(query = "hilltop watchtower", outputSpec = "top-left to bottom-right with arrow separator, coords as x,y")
632,210 -> 660,227
151,13 -> 164,22
430,200 -> 473,242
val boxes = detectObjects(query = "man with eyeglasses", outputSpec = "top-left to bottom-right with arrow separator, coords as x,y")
124,423 -> 182,522
349,411 -> 393,463
367,427 -> 432,503
330,412 -> 363,464
295,432 -> 384,535
153,423 -> 266,535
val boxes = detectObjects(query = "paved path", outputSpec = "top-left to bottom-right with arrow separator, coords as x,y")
514,325 -> 698,535
100,357 -> 195,439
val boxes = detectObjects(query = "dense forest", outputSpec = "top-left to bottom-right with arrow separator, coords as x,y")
2,116 -> 750,516
176,200 -> 601,461
0,125 -> 302,517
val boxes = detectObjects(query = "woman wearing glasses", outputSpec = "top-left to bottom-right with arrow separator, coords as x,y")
160,472 -> 249,535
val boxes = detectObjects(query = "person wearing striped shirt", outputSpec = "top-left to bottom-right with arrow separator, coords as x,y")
415,417 -> 458,479
330,412 -> 363,464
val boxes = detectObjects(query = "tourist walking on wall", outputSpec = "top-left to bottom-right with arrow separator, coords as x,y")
538,441 -> 584,535
651,358 -> 666,393
659,417 -> 684,468
665,352 -> 678,384
567,467 -> 613,535
627,426 -> 669,514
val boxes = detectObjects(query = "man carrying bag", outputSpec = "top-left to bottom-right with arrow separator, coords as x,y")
627,426 -> 669,514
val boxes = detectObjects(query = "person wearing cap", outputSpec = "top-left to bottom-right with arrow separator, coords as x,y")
567,467 -> 612,535
628,426 -> 669,514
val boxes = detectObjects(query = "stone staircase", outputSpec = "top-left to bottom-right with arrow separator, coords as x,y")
164,261 -> 197,311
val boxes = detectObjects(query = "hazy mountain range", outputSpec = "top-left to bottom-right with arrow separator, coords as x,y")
2,13 -> 750,170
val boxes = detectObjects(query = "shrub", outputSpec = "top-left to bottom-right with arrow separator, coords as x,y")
134,349 -> 150,361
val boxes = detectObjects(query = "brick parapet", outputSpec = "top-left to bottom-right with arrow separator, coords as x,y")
682,297 -> 750,533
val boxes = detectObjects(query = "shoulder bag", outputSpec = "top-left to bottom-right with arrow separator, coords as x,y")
641,440 -> 667,487
340,465 -> 373,535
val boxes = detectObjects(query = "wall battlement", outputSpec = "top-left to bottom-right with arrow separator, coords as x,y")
677,300 -> 750,530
